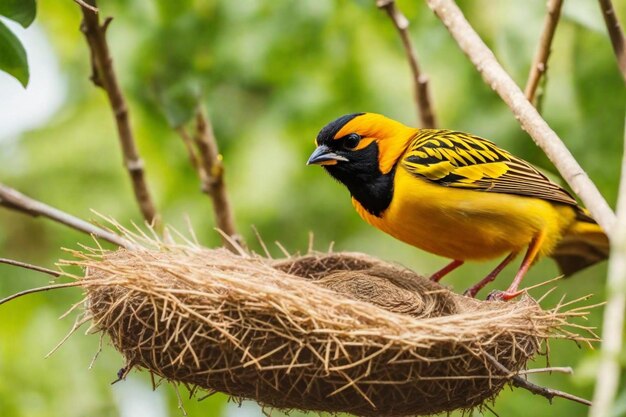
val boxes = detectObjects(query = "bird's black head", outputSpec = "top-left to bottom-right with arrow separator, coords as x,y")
307,113 -> 381,185
307,113 -> 412,216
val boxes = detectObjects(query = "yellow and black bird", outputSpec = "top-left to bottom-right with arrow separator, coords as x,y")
307,113 -> 609,300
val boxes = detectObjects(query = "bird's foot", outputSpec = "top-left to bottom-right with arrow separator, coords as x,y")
486,289 -> 525,302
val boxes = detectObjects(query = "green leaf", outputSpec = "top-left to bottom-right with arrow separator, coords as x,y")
0,0 -> 36,28
0,19 -> 29,87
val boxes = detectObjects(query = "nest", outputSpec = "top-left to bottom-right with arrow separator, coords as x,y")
69,245 -> 586,417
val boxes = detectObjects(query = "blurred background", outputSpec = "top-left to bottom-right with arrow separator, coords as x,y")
0,0 -> 624,416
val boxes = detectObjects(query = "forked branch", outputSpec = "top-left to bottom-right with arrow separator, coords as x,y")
79,0 -> 160,227
377,0 -> 437,128
484,353 -> 592,407
524,0 -> 564,105
424,0 -> 616,235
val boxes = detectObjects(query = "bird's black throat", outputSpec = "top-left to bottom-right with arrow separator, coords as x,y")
324,142 -> 395,217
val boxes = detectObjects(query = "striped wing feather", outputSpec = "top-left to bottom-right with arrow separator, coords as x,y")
401,130 -> 578,206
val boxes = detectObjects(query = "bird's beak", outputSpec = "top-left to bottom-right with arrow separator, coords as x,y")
307,145 -> 349,166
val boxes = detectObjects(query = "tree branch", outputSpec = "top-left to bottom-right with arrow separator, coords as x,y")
0,183 -> 133,249
516,366 -> 573,375
425,0 -> 616,235
78,0 -> 160,227
598,0 -> 626,82
0,258 -> 60,277
192,107 -> 244,252
0,283 -> 83,307
377,0 -> 437,128
524,0 -> 564,105
511,374 -> 592,406
589,114 -> 626,417
484,353 -> 592,407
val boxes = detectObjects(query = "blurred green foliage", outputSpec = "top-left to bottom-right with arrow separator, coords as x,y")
0,0 -> 625,416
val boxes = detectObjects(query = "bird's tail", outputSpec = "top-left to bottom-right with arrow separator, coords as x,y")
551,212 -> 609,276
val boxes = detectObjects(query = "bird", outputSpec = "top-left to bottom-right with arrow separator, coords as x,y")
307,112 -> 609,300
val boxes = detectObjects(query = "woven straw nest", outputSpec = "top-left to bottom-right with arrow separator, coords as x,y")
63,239 -> 590,417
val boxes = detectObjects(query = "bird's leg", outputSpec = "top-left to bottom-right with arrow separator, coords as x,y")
463,251 -> 519,298
430,259 -> 464,282
488,232 -> 546,301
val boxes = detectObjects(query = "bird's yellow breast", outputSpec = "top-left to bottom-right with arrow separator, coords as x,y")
352,166 -> 577,261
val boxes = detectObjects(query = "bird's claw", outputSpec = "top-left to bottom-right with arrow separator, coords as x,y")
486,289 -> 524,302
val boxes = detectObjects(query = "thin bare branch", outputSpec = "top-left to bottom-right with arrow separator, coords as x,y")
78,0 -> 160,228
377,0 -> 437,128
516,366 -> 573,375
0,282 -> 83,307
193,107 -> 244,253
598,0 -> 626,82
0,183 -> 133,249
484,353 -> 592,407
0,258 -> 60,277
589,114 -> 626,417
511,375 -> 592,407
425,0 -> 616,236
524,0 -> 564,105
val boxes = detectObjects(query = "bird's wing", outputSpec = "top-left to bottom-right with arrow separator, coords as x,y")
401,130 -> 578,206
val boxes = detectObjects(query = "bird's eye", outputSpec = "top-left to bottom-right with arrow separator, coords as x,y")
343,133 -> 361,150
